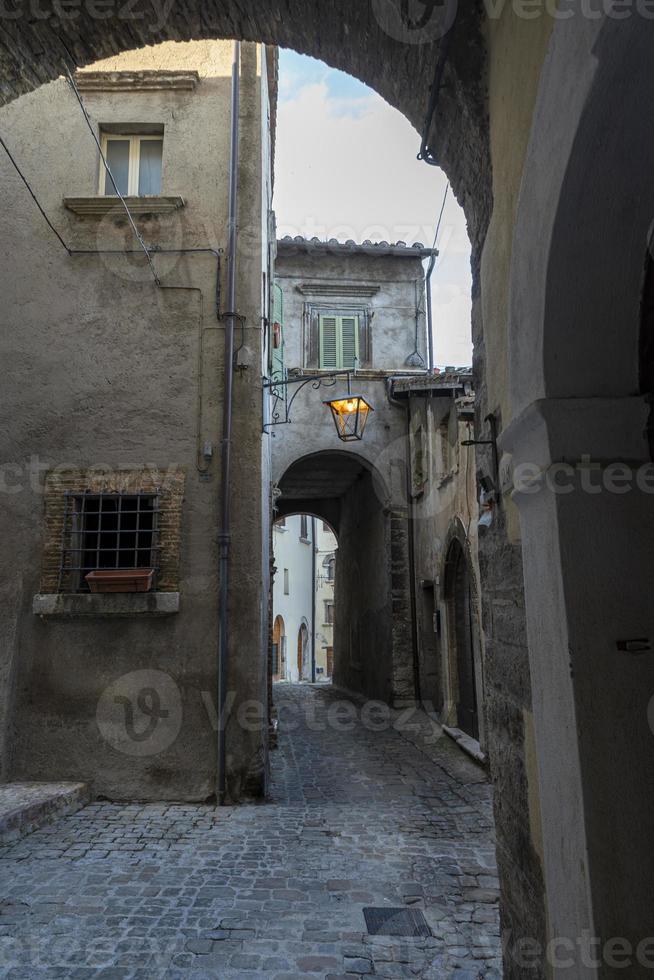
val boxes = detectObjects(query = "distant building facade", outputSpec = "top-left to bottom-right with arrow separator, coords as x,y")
270,241 -> 483,750
314,521 -> 337,682
271,515 -> 314,683
270,237 -> 435,706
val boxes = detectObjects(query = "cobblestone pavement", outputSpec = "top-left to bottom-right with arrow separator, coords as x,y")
0,684 -> 501,978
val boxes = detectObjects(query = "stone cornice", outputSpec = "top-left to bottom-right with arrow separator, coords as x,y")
75,70 -> 200,92
63,196 -> 185,216
296,282 -> 380,298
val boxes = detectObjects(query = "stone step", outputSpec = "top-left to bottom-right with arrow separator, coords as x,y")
0,782 -> 90,844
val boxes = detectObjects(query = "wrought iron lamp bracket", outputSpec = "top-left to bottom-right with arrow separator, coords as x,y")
263,371 -> 350,431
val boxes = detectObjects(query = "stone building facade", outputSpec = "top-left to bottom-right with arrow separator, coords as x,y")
271,237 -> 434,707
271,514 -> 314,683
0,39 -> 276,803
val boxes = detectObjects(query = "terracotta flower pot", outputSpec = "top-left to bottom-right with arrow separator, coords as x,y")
85,568 -> 154,593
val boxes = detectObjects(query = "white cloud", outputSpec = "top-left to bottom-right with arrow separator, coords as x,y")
274,60 -> 473,366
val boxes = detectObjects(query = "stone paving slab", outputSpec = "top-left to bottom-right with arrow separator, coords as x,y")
0,782 -> 90,844
0,685 -> 501,977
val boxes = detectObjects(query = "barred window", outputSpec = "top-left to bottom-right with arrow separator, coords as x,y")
58,491 -> 159,593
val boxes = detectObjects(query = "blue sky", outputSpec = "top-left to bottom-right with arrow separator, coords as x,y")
273,49 -> 473,367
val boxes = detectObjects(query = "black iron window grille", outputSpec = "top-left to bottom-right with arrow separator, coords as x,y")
58,491 -> 160,593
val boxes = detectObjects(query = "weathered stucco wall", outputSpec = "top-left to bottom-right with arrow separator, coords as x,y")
0,39 -> 273,802
275,241 -> 431,372
271,243 -> 426,707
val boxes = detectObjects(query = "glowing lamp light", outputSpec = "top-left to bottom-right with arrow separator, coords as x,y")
323,392 -> 374,442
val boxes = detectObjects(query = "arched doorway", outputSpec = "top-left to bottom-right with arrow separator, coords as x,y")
272,615 -> 285,681
275,450 -> 410,704
445,539 -> 480,741
297,623 -> 309,681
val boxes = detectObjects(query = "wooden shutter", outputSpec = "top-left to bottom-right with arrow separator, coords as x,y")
340,316 -> 359,369
320,316 -> 338,368
319,314 -> 360,369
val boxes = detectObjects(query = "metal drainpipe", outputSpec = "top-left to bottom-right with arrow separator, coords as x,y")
425,252 -> 436,372
217,40 -> 241,806
311,517 -> 317,684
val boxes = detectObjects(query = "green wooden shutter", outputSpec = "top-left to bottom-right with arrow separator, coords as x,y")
319,314 -> 360,369
320,316 -> 338,368
340,316 -> 359,369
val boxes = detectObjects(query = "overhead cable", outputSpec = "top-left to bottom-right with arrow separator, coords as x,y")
0,133 -> 70,252
64,66 -> 161,286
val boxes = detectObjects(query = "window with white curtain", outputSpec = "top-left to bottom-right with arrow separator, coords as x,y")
100,132 -> 163,196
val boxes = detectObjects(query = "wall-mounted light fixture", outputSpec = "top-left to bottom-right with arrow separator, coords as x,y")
263,370 -> 374,442
323,375 -> 374,442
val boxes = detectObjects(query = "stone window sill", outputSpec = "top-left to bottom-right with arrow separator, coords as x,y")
63,196 -> 185,217
32,592 -> 180,619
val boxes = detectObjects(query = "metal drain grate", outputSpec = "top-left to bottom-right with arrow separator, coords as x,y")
363,907 -> 432,937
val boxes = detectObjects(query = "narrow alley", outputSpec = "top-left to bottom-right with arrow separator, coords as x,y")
0,685 -> 500,978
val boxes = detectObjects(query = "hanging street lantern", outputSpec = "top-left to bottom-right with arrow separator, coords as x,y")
324,377 -> 374,442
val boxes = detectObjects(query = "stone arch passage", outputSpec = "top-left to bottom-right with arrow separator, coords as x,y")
277,450 -> 414,706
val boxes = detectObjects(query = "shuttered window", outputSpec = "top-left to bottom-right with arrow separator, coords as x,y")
319,314 -> 360,369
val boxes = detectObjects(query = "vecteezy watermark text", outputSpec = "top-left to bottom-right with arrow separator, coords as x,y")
512,456 -> 654,496
503,928 -> 654,971
371,0 -> 654,45
95,673 -> 442,758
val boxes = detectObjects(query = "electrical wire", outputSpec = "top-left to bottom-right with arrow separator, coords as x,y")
431,183 -> 449,252
64,66 -> 161,286
425,182 -> 450,371
418,10 -> 458,166
0,133 -> 70,253
0,108 -> 224,309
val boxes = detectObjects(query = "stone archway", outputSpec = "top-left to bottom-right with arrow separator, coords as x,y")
276,449 -> 413,706
272,614 -> 285,681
